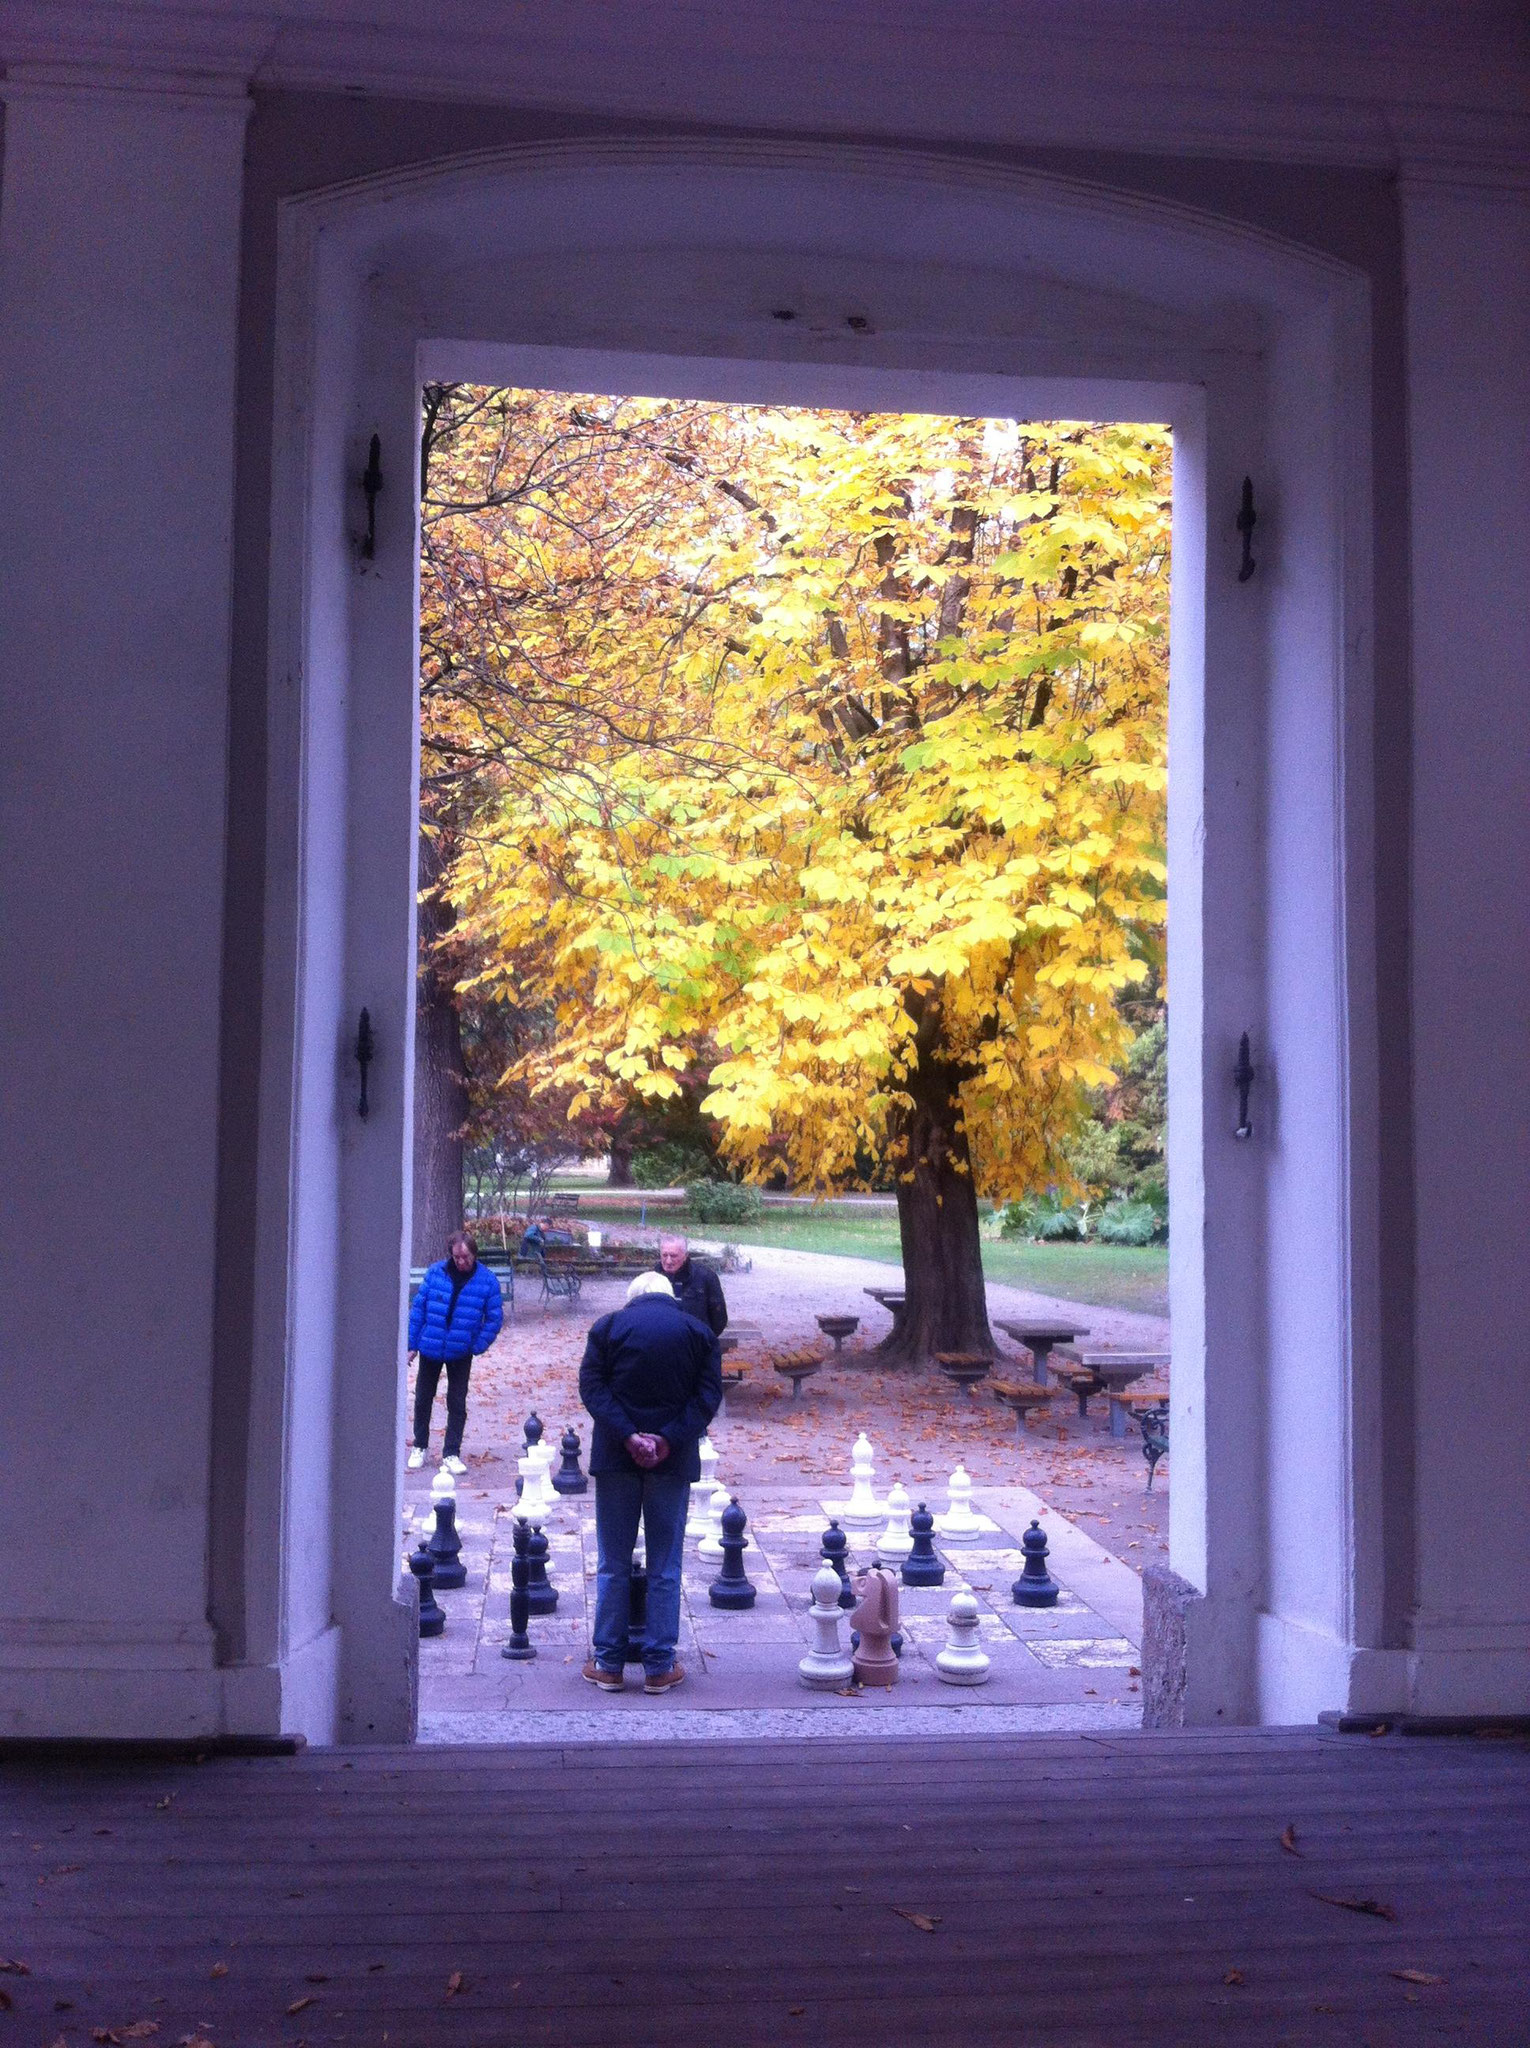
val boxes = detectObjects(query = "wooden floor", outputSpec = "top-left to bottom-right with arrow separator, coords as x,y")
2,1728 -> 1526,2045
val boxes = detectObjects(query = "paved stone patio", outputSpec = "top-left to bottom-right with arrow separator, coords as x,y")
415,1472 -> 1145,1742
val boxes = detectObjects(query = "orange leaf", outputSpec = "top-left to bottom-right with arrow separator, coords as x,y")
1223,1968 -> 1244,1986
1279,1824 -> 1301,1856
445,1971 -> 465,1996
891,1909 -> 941,1932
286,1997 -> 315,2015
209,1963 -> 228,1979
1391,1969 -> 1444,1986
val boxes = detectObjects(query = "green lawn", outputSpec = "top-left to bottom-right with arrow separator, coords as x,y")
571,1197 -> 1167,1317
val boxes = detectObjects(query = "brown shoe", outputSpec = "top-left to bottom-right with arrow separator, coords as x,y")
582,1659 -> 624,1691
643,1662 -> 686,1696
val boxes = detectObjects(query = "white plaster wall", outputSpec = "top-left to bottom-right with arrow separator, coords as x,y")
0,78 -> 248,1732
1404,180 -> 1530,1716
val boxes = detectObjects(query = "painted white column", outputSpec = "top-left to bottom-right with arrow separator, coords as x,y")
0,71 -> 249,1734
1403,172 -> 1530,1716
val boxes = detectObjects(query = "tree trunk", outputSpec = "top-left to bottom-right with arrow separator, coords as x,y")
606,1139 -> 634,1186
883,1044 -> 995,1366
411,832 -> 467,1263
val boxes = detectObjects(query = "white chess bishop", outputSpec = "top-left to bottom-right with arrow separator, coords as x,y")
840,1432 -> 885,1529
935,1590 -> 992,1685
799,1564 -> 856,1689
876,1481 -> 914,1558
933,1463 -> 986,1541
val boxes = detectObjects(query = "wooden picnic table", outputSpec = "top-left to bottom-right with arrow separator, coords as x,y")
1053,1348 -> 1170,1436
992,1318 -> 1090,1387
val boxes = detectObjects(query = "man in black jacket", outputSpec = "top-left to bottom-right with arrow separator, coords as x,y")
658,1232 -> 729,1334
578,1269 -> 722,1694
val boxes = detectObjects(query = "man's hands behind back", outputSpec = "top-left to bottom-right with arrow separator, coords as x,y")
625,1432 -> 671,1469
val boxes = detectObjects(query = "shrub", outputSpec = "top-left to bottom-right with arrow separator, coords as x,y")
686,1179 -> 764,1225
631,1140 -> 714,1189
1095,1198 -> 1164,1246
999,1194 -> 1085,1241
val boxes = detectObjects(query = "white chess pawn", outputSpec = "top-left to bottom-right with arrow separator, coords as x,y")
430,1465 -> 457,1506
935,1590 -> 992,1685
876,1481 -> 914,1559
841,1431 -> 884,1529
698,1481 -> 751,1560
687,1438 -> 720,1537
799,1564 -> 856,1689
934,1462 -> 985,1541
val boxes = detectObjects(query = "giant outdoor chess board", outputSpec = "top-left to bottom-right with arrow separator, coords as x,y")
411,1462 -> 1145,1739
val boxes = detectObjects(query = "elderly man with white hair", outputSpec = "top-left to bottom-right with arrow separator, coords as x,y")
577,1268 -> 723,1693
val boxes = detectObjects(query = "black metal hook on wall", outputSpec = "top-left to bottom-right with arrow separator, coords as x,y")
1234,1031 -> 1255,1140
360,434 -> 383,559
355,1007 -> 375,1118
1236,477 -> 1257,582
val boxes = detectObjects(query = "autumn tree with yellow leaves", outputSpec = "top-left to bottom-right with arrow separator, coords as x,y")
422,389 -> 1169,1361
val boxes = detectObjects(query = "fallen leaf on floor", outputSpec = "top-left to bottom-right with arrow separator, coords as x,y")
304,1974 -> 329,1985
0,1960 -> 31,1974
891,1909 -> 941,1932
1280,1825 -> 1302,1856
209,1964 -> 228,1979
1391,1969 -> 1444,1985
788,2007 -> 806,2017
1309,1891 -> 1396,1921
1223,1969 -> 1244,1986
446,1972 -> 465,1997
119,2026 -> 159,2040
155,1796 -> 176,1810
286,1997 -> 316,2015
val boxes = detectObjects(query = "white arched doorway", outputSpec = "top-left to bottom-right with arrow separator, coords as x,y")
245,139 -> 1382,1742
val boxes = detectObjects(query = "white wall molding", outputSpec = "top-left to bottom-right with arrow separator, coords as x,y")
2,3 -> 1526,182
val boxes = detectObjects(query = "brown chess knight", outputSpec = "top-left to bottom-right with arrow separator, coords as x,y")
850,1561 -> 901,1687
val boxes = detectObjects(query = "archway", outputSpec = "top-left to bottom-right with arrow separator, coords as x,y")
245,140 -> 1380,1741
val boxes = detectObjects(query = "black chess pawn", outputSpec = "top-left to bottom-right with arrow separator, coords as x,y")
821,1517 -> 857,1610
709,1497 -> 757,1609
1011,1518 -> 1060,1606
901,1502 -> 946,1588
622,1560 -> 650,1666
427,1494 -> 466,1590
525,1520 -> 559,1616
408,1543 -> 445,1637
552,1425 -> 588,1495
501,1517 -> 536,1659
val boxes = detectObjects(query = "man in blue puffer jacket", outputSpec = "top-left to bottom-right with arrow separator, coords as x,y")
407,1231 -> 504,1474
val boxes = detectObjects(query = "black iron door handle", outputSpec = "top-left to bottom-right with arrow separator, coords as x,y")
1234,1031 -> 1254,1139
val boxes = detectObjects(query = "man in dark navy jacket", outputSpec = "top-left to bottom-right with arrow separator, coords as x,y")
578,1269 -> 722,1694
658,1231 -> 729,1334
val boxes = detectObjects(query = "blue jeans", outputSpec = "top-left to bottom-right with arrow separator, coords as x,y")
592,1468 -> 691,1676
